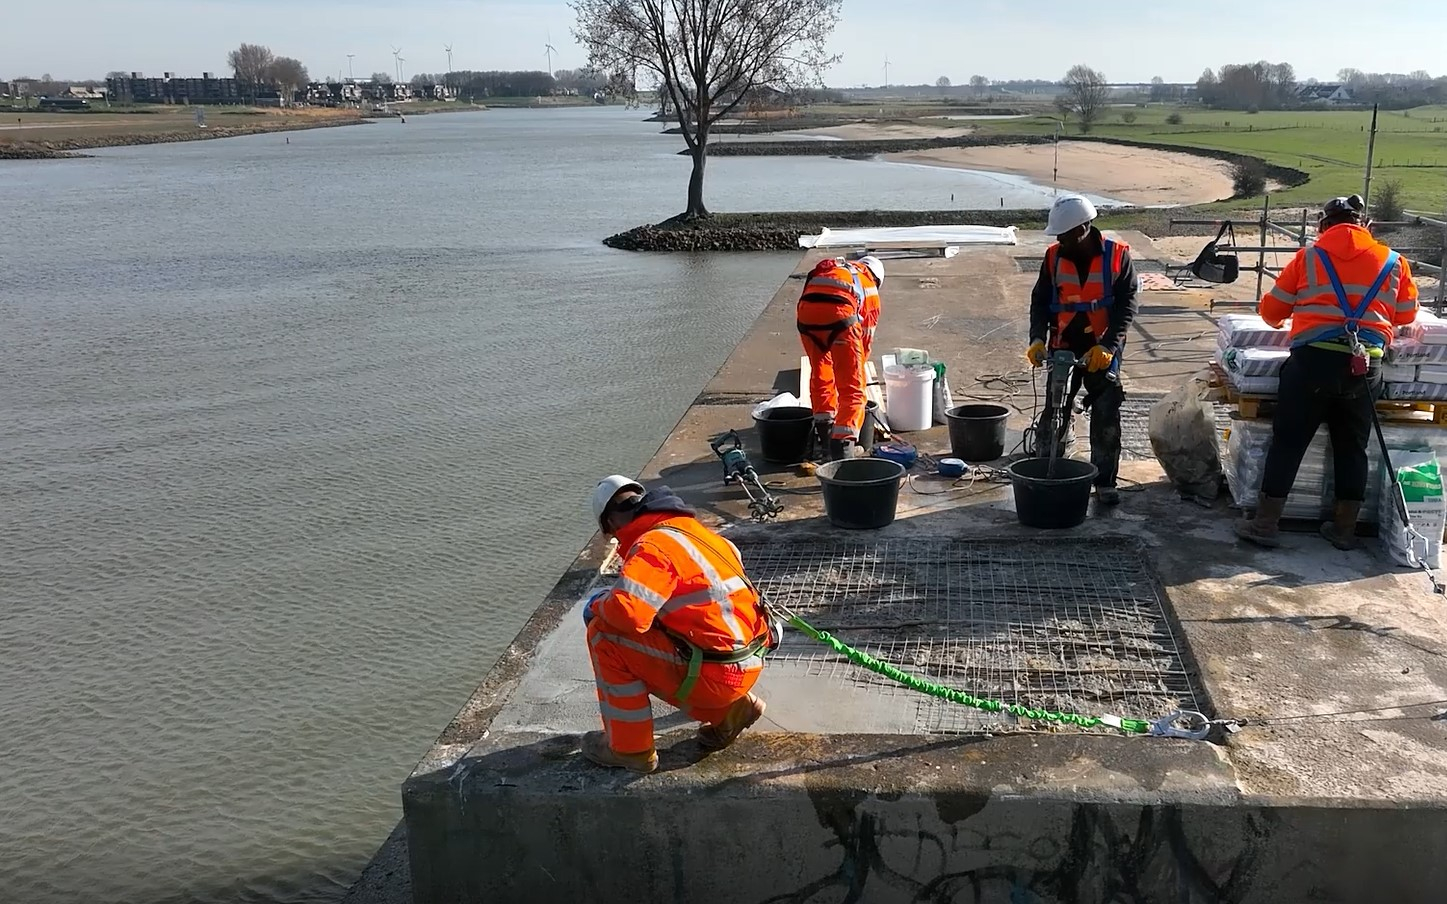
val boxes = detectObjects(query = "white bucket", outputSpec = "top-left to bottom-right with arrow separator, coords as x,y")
883,364 -> 937,432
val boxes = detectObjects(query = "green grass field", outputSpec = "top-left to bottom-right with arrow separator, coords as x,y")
970,105 -> 1447,211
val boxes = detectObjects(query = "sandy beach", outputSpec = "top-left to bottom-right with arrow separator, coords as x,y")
796,122 -> 977,141
884,141 -> 1237,206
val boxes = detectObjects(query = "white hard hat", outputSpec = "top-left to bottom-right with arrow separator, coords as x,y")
1045,194 -> 1098,237
591,474 -> 644,527
857,255 -> 884,283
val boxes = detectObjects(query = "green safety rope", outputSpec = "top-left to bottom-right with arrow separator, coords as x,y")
783,611 -> 1154,735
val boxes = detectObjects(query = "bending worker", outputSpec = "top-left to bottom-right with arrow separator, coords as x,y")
1026,194 -> 1139,507
1236,195 -> 1418,549
798,255 -> 885,460
580,475 -> 775,773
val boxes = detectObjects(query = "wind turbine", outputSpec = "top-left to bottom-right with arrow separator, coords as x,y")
883,57 -> 891,89
545,32 -> 557,76
397,56 -> 406,84
392,46 -> 402,83
444,44 -> 453,76
346,53 -> 355,81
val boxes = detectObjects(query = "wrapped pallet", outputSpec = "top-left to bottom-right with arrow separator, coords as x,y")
1216,314 -> 1292,349
1222,418 -> 1329,520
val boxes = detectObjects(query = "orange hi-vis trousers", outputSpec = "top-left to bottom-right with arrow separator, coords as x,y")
798,303 -> 867,442
587,620 -> 763,754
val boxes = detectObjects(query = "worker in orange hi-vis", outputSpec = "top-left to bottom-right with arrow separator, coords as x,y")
578,475 -> 779,774
857,255 -> 885,361
798,256 -> 881,460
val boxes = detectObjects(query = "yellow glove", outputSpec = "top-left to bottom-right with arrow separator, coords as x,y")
1084,345 -> 1115,373
1025,340 -> 1047,368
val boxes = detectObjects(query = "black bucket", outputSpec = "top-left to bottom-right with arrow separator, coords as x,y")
1008,457 -> 1098,529
816,457 -> 906,530
753,406 -> 815,464
946,403 -> 1010,462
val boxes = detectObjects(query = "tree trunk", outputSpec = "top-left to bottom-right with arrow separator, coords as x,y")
685,132 -> 710,219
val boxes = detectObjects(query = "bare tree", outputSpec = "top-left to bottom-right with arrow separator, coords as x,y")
229,43 -> 275,102
572,0 -> 842,219
969,74 -> 989,94
935,75 -> 951,95
1060,64 -> 1107,133
268,56 -> 310,101
371,72 -> 393,84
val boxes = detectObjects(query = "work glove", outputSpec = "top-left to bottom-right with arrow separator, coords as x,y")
581,590 -> 608,626
1084,345 -> 1115,373
1025,340 -> 1047,368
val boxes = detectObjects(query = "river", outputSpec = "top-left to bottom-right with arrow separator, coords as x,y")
1,107 -> 1084,903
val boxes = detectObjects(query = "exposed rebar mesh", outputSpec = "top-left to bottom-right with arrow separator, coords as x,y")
734,537 -> 1201,735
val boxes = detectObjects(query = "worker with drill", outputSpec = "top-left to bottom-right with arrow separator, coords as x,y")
1235,195 -> 1419,549
579,475 -> 777,774
798,255 -> 885,460
1026,194 -> 1139,507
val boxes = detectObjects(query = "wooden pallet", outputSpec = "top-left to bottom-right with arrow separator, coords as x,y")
1208,363 -> 1447,425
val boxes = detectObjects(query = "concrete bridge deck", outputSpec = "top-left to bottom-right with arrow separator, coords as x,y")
369,234 -> 1447,903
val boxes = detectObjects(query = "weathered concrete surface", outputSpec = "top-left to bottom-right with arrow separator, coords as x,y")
390,235 -> 1447,903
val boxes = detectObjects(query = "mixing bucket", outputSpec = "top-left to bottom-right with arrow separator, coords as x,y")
1008,457 -> 1097,529
815,458 -> 906,530
752,406 -> 815,463
883,364 -> 936,432
945,403 -> 1010,462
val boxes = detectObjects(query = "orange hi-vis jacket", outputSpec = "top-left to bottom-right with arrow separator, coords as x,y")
1046,238 -> 1130,349
1259,223 -> 1418,349
596,511 -> 770,655
858,267 -> 881,357
797,258 -> 870,440
798,258 -> 866,339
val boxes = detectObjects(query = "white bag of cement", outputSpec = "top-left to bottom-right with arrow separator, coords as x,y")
1149,377 -> 1222,500
1383,382 -> 1447,402
1379,450 -> 1445,569
1382,362 -> 1419,383
1388,338 -> 1447,365
752,392 -> 802,418
1217,314 -> 1291,349
1417,365 -> 1447,385
1397,310 -> 1447,345
1221,346 -> 1290,379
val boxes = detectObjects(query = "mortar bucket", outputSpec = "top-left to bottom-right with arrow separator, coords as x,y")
753,406 -> 815,464
816,457 -> 906,530
1008,457 -> 1097,529
945,403 -> 1010,462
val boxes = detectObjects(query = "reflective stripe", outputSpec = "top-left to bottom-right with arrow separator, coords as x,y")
830,425 -> 859,441
590,629 -> 684,664
600,701 -> 653,722
663,576 -> 749,614
1263,286 -> 1298,306
615,575 -> 668,612
597,678 -> 647,697
649,527 -> 752,646
1048,240 -> 1119,314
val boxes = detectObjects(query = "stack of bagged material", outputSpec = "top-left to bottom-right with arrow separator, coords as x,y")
1216,315 -> 1291,396
1385,310 -> 1447,400
1223,418 -> 1328,520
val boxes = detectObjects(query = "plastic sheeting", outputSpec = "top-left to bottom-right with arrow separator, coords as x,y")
1398,309 -> 1447,346
797,225 -> 1019,249
1221,347 -> 1289,379
1216,314 -> 1291,349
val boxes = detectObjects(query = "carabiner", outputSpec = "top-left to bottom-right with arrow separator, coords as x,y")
1149,710 -> 1212,741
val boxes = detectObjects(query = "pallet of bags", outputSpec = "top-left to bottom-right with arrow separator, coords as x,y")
1216,314 -> 1291,351
1396,309 -> 1447,345
1222,417 -> 1328,520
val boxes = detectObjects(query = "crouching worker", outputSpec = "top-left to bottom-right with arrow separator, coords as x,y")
580,475 -> 777,773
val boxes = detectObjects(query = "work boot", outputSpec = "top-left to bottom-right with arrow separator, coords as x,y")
1095,486 -> 1121,507
813,415 -> 834,452
1234,495 -> 1287,548
1320,501 -> 1363,551
698,693 -> 767,750
580,731 -> 658,774
828,439 -> 858,462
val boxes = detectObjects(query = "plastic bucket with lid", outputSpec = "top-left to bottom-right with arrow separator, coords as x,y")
815,457 -> 906,530
1007,457 -> 1098,529
883,364 -> 936,432
752,406 -> 815,463
945,403 -> 1010,462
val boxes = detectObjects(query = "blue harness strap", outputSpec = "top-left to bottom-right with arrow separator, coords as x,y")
1049,240 -> 1117,313
1314,248 -> 1399,344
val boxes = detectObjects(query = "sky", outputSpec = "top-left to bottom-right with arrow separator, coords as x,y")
2,0 -> 1444,85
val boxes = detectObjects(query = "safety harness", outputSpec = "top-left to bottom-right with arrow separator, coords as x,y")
642,525 -> 783,702
1313,247 -> 1400,347
798,261 -> 865,354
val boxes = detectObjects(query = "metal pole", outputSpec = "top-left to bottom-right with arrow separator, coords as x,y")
1300,208 -> 1309,248
1257,194 -> 1270,299
1439,227 -> 1446,315
1364,103 -> 1379,208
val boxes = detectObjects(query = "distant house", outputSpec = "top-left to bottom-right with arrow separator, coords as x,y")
422,84 -> 456,101
1297,83 -> 1353,104
66,85 -> 106,100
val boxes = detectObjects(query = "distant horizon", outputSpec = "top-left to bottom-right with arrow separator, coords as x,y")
2,0 -> 1443,88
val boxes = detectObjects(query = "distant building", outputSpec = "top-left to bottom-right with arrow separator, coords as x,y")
107,72 -> 255,105
66,85 -> 106,100
1297,83 -> 1353,104
421,84 -> 456,101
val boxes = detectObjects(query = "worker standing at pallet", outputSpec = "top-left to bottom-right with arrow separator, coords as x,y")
1026,194 -> 1140,507
798,256 -> 884,460
578,475 -> 776,774
1236,195 -> 1419,549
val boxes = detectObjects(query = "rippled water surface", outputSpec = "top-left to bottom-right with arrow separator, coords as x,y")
0,108 -> 1071,903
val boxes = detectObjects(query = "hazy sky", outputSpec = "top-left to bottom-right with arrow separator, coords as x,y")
2,0 -> 1443,85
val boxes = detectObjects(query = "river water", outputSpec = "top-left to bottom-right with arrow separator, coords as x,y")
1,108 -> 1083,903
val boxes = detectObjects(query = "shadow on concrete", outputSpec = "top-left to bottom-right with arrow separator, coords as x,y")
1201,613 -> 1447,661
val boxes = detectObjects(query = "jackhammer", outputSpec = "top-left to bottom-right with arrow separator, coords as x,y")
710,430 -> 784,523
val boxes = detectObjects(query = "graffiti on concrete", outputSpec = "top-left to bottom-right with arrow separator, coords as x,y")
760,796 -> 1273,904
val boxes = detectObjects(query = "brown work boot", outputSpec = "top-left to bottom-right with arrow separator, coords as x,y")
580,731 -> 658,774
1320,501 -> 1363,550
698,693 -> 766,750
1234,495 -> 1286,548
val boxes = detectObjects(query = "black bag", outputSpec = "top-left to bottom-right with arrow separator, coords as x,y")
1189,222 -> 1240,284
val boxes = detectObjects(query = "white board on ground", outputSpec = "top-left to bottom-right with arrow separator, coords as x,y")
798,225 -> 1019,249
